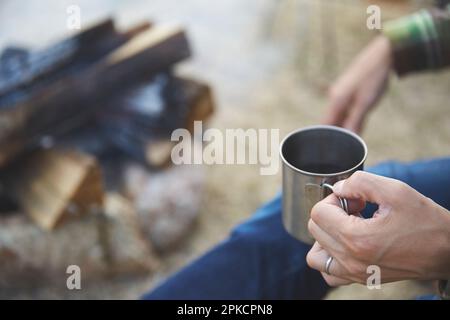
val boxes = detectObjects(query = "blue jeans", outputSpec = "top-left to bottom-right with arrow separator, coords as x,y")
143,158 -> 450,299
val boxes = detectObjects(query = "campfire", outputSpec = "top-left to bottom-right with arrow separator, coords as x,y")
0,18 -> 214,289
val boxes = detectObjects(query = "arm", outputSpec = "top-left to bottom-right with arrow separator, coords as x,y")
384,4 -> 450,75
323,2 -> 450,133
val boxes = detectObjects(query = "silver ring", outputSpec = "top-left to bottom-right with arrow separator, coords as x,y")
339,197 -> 349,213
325,256 -> 334,275
322,183 -> 349,214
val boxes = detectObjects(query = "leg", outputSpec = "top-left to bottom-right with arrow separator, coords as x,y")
363,157 -> 450,217
143,157 -> 450,299
143,195 -> 328,300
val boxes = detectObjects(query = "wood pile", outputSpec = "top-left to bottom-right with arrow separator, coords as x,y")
0,17 -> 214,289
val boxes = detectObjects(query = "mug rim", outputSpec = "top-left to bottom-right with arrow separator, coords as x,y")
279,125 -> 368,177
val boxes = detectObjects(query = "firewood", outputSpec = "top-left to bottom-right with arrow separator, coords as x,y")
102,193 -> 159,273
145,80 -> 214,167
145,140 -> 177,168
100,75 -> 214,168
0,23 -> 189,167
183,78 -> 215,131
0,19 -> 152,100
6,149 -> 104,230
0,18 -> 117,97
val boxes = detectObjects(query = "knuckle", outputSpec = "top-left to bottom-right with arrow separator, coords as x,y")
344,260 -> 366,276
310,201 -> 324,221
324,276 -> 338,287
306,250 -> 314,269
345,171 -> 371,194
349,170 -> 365,184
390,180 -> 410,197
328,87 -> 345,105
307,219 -> 314,234
418,195 -> 432,209
338,215 -> 361,239
348,238 -> 367,258
343,233 -> 376,260
338,222 -> 354,240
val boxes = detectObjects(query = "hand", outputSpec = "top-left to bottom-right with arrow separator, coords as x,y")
306,171 -> 450,287
323,36 -> 392,133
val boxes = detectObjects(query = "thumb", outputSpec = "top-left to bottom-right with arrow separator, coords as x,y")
343,100 -> 367,134
333,171 -> 399,205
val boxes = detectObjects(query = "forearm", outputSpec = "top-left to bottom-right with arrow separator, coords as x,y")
383,4 -> 450,76
436,204 -> 450,279
435,204 -> 450,299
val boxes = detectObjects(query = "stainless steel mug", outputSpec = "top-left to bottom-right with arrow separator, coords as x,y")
280,125 -> 368,244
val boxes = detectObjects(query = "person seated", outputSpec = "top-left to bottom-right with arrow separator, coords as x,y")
143,1 -> 450,300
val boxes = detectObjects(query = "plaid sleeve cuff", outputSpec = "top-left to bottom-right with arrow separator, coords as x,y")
383,8 -> 450,76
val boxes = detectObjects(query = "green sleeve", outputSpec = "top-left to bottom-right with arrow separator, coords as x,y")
383,6 -> 450,76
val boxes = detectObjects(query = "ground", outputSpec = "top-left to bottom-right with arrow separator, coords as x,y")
0,0 -> 448,299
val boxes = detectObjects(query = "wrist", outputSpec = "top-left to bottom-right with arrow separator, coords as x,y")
434,205 -> 450,279
383,8 -> 450,76
436,206 -> 450,299
377,35 -> 393,64
371,35 -> 393,69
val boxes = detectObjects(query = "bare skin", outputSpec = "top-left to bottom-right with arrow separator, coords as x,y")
323,35 -> 392,134
307,36 -> 450,286
306,171 -> 450,286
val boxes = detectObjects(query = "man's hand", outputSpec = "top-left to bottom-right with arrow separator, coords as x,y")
323,36 -> 392,133
306,171 -> 450,286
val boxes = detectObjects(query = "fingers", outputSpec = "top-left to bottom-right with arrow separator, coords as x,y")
322,85 -> 354,127
333,171 -> 401,205
343,100 -> 367,134
321,194 -> 366,215
323,36 -> 391,134
322,103 -> 346,127
323,96 -> 367,134
321,272 -> 352,287
308,218 -> 343,253
310,195 -> 366,240
306,242 -> 351,286
323,61 -> 367,132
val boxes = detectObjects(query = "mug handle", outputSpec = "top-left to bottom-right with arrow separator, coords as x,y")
322,183 -> 349,214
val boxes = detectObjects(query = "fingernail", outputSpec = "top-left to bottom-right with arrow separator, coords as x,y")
333,180 -> 345,193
